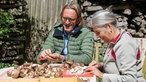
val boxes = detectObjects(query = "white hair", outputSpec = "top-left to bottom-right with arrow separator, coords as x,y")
92,10 -> 117,27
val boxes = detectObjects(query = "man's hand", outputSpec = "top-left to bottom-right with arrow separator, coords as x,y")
47,53 -> 65,62
40,49 -> 65,62
40,49 -> 52,60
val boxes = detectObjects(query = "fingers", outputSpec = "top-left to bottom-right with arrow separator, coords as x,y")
88,60 -> 103,68
46,53 -> 59,62
50,53 -> 64,62
85,66 -> 103,78
85,66 -> 95,74
89,60 -> 98,67
39,49 -> 64,62
98,62 -> 103,68
49,53 -> 59,58
46,55 -> 58,62
40,49 -> 52,60
45,53 -> 64,62
45,49 -> 52,55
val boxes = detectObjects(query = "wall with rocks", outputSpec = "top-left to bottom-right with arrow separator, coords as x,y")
79,0 -> 146,38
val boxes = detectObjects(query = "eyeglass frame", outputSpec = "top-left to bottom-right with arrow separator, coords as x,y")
62,17 -> 77,22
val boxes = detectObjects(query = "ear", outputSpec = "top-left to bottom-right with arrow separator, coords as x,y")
106,23 -> 113,33
76,17 -> 82,24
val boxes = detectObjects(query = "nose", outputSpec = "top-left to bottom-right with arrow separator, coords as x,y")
64,19 -> 70,24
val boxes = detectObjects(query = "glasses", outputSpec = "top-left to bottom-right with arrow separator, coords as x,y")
62,17 -> 77,22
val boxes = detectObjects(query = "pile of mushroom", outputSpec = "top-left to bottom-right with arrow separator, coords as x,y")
7,61 -> 85,78
7,62 -> 63,78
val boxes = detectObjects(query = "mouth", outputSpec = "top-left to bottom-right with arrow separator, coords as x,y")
65,24 -> 71,28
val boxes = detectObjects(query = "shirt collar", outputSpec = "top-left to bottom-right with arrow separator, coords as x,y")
111,33 -> 120,44
111,29 -> 124,44
64,26 -> 80,35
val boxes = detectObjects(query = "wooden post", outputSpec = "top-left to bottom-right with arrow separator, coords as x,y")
142,53 -> 146,79
93,42 -> 101,61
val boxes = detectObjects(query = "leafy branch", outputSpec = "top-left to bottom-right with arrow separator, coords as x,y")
0,10 -> 18,38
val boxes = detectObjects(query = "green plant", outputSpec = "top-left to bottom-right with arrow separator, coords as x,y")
98,78 -> 102,82
144,72 -> 146,79
98,54 -> 104,62
0,10 -> 18,38
0,62 -> 16,69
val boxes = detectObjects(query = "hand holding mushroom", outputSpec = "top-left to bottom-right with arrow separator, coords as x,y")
40,49 -> 66,62
85,60 -> 104,78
